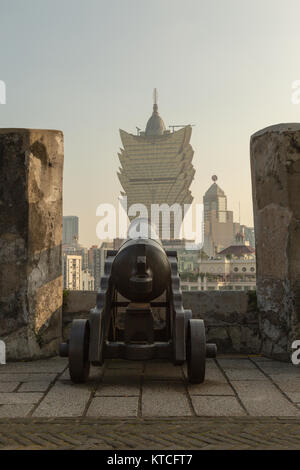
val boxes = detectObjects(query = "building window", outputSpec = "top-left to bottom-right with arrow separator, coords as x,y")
234,267 -> 239,272
242,267 -> 246,272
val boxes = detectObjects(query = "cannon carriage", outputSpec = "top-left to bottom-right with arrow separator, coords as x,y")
60,219 -> 217,384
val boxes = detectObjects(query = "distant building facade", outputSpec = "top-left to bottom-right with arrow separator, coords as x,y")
80,269 -> 95,291
87,242 -> 114,291
182,232 -> 256,292
203,176 -> 254,256
88,245 -> 101,291
240,225 -> 255,249
63,254 -> 82,290
117,91 -> 195,239
203,176 -> 240,257
162,239 -> 200,275
63,216 -> 79,245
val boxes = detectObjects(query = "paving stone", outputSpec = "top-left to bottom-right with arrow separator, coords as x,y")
142,382 -> 192,416
0,358 -> 67,373
58,369 -> 71,381
191,396 -> 246,416
256,363 -> 300,376
144,361 -> 183,380
284,392 -> 300,403
272,378 -> 300,393
222,368 -> 267,381
205,359 -> 219,366
250,356 -> 273,362
18,381 -> 51,392
217,359 -> 257,370
0,404 -> 33,418
188,380 -> 235,396
183,360 -> 228,383
102,368 -> 142,384
267,373 -> 300,383
107,360 -> 143,370
87,397 -> 138,417
59,365 -> 103,381
33,382 -> 90,417
0,356 -> 299,420
96,382 -> 140,397
0,382 -> 19,392
231,380 -> 300,416
0,393 -> 43,404
204,367 -> 228,383
0,373 -> 57,382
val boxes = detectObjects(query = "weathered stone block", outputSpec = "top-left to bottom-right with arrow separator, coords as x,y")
0,129 -> 64,359
250,123 -> 300,360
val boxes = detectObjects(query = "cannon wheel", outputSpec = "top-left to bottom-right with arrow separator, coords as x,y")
186,319 -> 206,384
69,319 -> 90,383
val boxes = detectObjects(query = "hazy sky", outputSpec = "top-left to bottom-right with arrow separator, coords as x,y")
1,0 -> 300,246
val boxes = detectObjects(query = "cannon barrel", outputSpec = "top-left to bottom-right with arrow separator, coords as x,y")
111,219 -> 171,302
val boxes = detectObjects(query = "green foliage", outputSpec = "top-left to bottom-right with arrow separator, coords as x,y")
180,272 -> 198,281
248,290 -> 257,310
63,289 -> 70,312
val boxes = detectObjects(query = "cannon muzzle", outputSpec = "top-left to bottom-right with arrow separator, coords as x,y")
111,219 -> 170,302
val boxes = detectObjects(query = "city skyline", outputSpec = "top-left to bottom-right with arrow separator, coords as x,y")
1,0 -> 300,246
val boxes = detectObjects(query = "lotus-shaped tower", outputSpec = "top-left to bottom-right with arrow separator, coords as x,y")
117,93 -> 195,239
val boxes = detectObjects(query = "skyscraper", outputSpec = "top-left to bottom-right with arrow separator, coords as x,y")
63,216 -> 79,245
117,91 -> 195,239
203,176 -> 240,257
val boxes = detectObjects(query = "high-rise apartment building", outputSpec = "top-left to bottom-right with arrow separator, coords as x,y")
63,216 -> 79,245
80,269 -> 95,291
88,242 -> 114,291
88,245 -> 101,291
63,254 -> 82,290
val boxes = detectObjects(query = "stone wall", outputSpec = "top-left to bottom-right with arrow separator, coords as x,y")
251,123 -> 300,360
62,290 -> 261,354
0,129 -> 64,359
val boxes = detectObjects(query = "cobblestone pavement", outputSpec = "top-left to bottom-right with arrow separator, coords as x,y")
0,355 -> 299,449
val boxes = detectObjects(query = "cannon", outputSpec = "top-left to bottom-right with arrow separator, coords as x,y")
60,218 -> 217,384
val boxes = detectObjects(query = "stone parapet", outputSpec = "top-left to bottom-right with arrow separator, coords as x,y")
0,129 -> 64,359
250,123 -> 300,360
62,290 -> 261,355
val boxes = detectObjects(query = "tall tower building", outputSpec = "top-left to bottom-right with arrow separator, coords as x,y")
203,176 -> 240,257
204,175 -> 228,223
63,216 -> 79,245
117,90 -> 195,239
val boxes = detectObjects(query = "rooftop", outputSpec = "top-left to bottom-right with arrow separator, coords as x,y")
145,103 -> 166,136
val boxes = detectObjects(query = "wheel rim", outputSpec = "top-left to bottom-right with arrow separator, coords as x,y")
69,319 -> 90,383
187,319 -> 206,384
